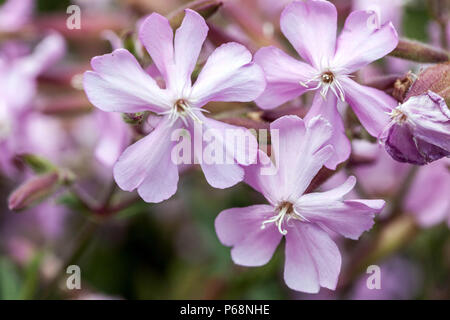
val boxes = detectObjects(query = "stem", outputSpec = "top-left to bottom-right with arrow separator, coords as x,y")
389,38 -> 450,63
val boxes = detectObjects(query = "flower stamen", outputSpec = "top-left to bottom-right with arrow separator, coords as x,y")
159,99 -> 208,126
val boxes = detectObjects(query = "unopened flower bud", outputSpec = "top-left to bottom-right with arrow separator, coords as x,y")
8,172 -> 60,211
384,91 -> 450,165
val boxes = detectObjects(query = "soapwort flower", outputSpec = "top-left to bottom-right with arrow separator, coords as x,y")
84,10 -> 266,203
254,0 -> 399,169
384,91 -> 450,165
215,116 -> 384,293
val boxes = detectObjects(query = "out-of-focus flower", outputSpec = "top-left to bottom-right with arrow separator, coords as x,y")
0,33 -> 65,112
0,34 -> 65,176
0,0 -> 34,32
84,10 -> 266,203
349,257 -> 422,300
254,0 -> 399,169
215,116 -> 384,293
405,159 -> 450,227
351,141 -> 450,227
94,111 -> 132,168
384,91 -> 450,165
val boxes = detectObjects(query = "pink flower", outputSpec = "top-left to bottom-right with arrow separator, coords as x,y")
254,0 -> 399,169
0,33 -> 65,176
83,10 -> 266,203
384,91 -> 450,165
0,0 -> 33,32
215,115 -> 384,293
405,159 -> 450,228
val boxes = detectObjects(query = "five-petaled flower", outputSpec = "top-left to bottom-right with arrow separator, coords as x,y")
254,0 -> 399,169
215,115 -> 385,293
84,9 -> 266,203
384,91 -> 450,165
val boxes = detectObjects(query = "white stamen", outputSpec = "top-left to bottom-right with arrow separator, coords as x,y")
300,69 -> 348,102
159,99 -> 208,126
261,202 -> 308,235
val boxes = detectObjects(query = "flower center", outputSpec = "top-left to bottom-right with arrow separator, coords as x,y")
389,107 -> 408,125
321,71 -> 334,84
159,98 -> 207,126
261,201 -> 298,235
300,69 -> 346,102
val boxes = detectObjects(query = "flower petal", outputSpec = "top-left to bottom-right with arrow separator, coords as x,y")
403,91 -> 450,152
244,150 -> 284,205
113,117 -> 180,203
173,9 -> 208,94
19,33 -> 66,76
342,78 -> 396,137
270,115 -> 334,201
333,10 -> 398,73
405,161 -> 450,227
0,0 -> 33,32
284,222 -> 341,293
215,204 -> 276,246
84,49 -> 171,113
215,205 -> 282,267
280,0 -> 337,69
305,92 -> 351,169
190,114 -> 257,188
296,177 -> 383,239
254,46 -> 316,110
138,13 -> 174,86
190,42 -> 266,107
385,124 -> 430,165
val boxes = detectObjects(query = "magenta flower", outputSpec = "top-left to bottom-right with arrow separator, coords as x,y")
254,0 -> 398,169
215,115 -> 384,293
84,10 -> 266,203
384,91 -> 450,165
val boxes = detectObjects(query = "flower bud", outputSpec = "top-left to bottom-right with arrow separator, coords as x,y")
384,91 -> 450,165
8,172 -> 60,211
168,0 -> 223,29
17,154 -> 56,174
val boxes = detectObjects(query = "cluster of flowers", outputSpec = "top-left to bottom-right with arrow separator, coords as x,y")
1,0 -> 449,295
82,0 -> 450,293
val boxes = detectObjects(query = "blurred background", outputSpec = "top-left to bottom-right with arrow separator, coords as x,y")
0,0 -> 449,300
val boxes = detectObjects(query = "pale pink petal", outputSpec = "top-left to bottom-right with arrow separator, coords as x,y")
215,205 -> 283,266
342,77 -> 396,137
254,46 -> 316,110
280,0 -> 337,69
19,33 -> 66,76
84,49 -> 171,113
190,114 -> 257,188
173,9 -> 208,93
296,177 -> 383,239
284,222 -> 341,293
113,117 -> 180,203
333,10 -> 398,73
138,13 -> 174,86
270,115 -> 334,201
190,43 -> 266,107
405,161 -> 450,227
305,92 -> 351,169
244,150 -> 284,205
0,0 -> 33,32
